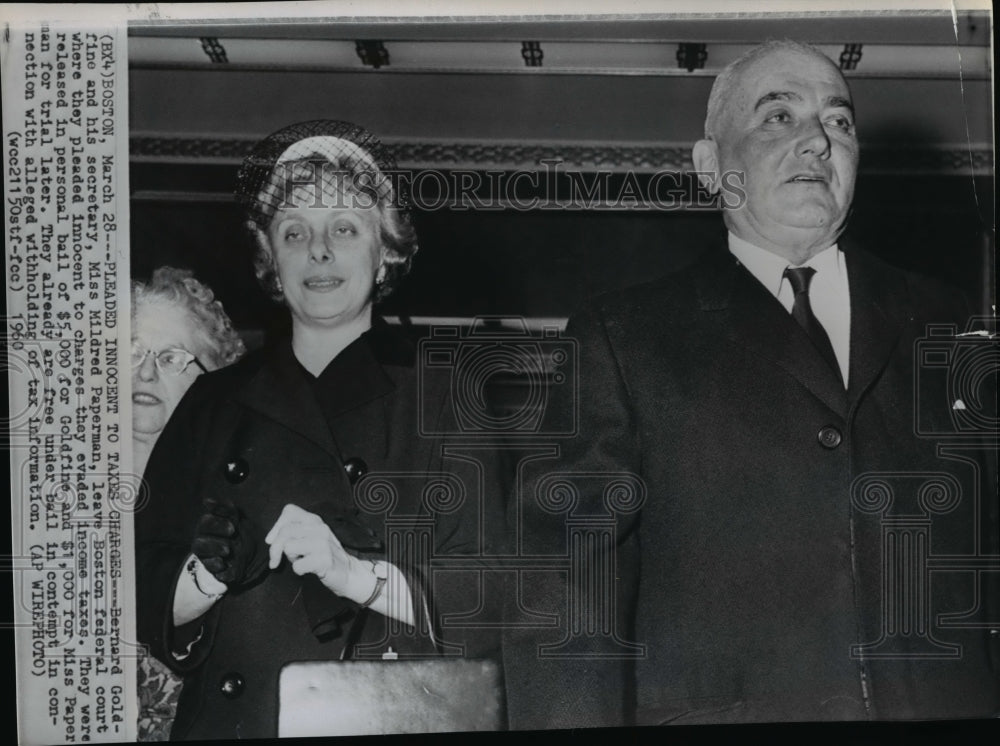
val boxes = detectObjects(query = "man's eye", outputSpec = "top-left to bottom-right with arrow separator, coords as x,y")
283,227 -> 306,241
827,115 -> 854,131
764,111 -> 791,124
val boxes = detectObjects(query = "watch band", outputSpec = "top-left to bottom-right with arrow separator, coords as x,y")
359,560 -> 387,608
187,557 -> 224,598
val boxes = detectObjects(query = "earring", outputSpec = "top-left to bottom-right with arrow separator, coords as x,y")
375,265 -> 387,287
275,276 -> 283,293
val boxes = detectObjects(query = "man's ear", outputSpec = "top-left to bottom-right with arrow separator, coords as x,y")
691,139 -> 721,194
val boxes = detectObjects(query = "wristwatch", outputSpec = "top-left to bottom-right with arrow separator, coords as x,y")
360,560 -> 388,608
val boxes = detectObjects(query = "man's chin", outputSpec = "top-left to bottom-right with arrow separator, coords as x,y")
768,207 -> 849,239
774,196 -> 849,227
729,208 -> 845,249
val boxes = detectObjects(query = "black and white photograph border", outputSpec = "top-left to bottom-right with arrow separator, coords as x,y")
4,1 -> 997,744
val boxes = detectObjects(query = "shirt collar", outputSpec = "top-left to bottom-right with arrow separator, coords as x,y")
727,232 -> 844,296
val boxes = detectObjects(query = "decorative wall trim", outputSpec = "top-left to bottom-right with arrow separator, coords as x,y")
355,40 -> 390,69
676,43 -> 708,72
199,37 -> 228,64
521,41 -> 544,68
861,146 -> 994,174
839,43 -> 863,71
130,136 -> 993,175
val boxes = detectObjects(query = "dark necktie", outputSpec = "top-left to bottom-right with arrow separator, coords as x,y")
783,266 -> 843,383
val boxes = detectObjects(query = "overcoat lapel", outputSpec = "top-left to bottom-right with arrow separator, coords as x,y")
844,248 -> 909,406
310,329 -> 402,461
231,340 -> 341,458
229,324 -> 410,459
694,247 -> 849,417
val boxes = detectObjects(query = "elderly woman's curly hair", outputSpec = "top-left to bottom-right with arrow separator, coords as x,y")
132,267 -> 246,370
234,120 -> 419,305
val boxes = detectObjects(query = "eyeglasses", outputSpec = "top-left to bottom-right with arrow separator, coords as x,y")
131,341 -> 208,376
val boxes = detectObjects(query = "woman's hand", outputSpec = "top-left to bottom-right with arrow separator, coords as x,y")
265,504 -> 415,625
264,504 -> 361,596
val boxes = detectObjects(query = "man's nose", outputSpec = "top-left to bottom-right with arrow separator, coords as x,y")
136,352 -> 159,382
795,117 -> 832,159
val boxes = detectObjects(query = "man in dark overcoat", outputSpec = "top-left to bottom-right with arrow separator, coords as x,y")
503,40 -> 999,727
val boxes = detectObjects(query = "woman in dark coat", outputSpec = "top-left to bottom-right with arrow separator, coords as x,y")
135,121 -> 503,740
132,267 -> 246,741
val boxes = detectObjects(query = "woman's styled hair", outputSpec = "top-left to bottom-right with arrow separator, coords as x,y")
234,120 -> 419,304
131,266 -> 246,370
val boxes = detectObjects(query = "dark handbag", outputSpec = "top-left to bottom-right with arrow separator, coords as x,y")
278,595 -> 503,736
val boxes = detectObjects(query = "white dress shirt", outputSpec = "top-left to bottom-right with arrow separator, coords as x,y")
728,232 -> 851,387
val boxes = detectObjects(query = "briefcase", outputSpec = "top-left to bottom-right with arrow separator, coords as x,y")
277,657 -> 502,736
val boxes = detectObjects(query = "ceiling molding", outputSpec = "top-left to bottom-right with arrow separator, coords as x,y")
130,136 -> 692,170
130,136 -> 993,175
126,11 -> 991,47
127,37 -> 991,80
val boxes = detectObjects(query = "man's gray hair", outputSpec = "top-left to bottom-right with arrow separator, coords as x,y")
703,40 -> 844,140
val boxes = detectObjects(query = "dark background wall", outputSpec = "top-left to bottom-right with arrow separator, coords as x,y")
127,13 -> 995,341
130,172 -> 995,336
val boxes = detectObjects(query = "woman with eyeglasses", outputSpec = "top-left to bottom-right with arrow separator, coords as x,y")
131,266 -> 245,740
131,267 -> 246,475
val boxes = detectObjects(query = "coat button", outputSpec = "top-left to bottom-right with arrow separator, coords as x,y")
219,672 -> 245,699
817,426 -> 843,449
343,457 -> 368,485
224,458 -> 250,484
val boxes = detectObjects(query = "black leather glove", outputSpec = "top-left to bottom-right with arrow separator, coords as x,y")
192,496 -> 269,589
